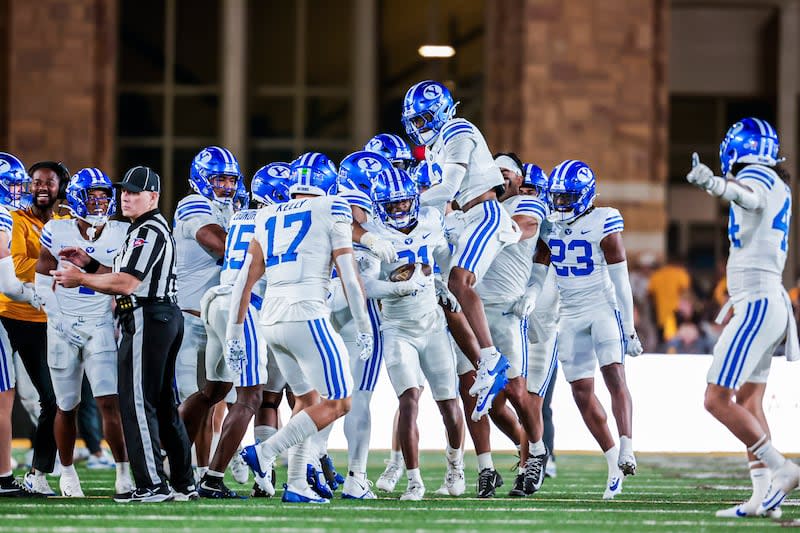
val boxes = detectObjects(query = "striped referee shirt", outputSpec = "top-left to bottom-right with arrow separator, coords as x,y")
113,209 -> 178,299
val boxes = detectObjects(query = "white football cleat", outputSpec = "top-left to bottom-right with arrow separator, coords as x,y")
444,459 -> 465,496
758,460 -> 800,515
716,503 -> 782,519
400,481 -> 425,501
229,452 -> 250,484
59,472 -> 84,497
23,472 -> 55,496
468,352 -> 510,396
376,461 -> 403,492
602,474 -> 624,500
617,451 -> 637,477
115,473 -> 134,496
342,475 -> 376,499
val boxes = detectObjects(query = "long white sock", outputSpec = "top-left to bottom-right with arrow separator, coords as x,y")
311,421 -> 335,460
747,465 -> 770,506
603,446 -> 620,476
479,346 -> 497,360
390,450 -> 404,465
477,452 -> 494,472
407,468 -> 422,484
254,425 -> 277,444
259,411 -> 318,464
530,440 -> 546,456
619,435 -> 633,457
345,390 -> 372,474
750,438 -> 786,471
115,462 -> 130,481
287,438 -> 312,487
210,432 -> 221,458
62,464 -> 77,477
445,445 -> 462,465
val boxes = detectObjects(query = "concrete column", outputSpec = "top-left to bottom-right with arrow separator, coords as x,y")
352,0 -> 377,147
221,0 -> 248,171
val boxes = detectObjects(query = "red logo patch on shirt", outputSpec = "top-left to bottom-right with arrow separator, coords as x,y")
132,237 -> 147,248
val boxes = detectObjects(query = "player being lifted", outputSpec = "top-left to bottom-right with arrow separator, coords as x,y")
685,118 -> 799,518
237,152 -> 373,503
361,167 -> 465,501
173,146 -> 243,480
532,160 -> 641,499
0,153 -> 42,497
402,81 -> 521,418
35,169 -> 131,498
195,165 -> 293,499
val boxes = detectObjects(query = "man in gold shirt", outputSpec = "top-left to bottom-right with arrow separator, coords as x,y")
647,256 -> 692,343
0,161 -> 70,495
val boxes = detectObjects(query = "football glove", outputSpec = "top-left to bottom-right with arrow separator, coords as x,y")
356,331 -> 374,361
435,277 -> 461,312
361,232 -> 398,263
624,331 -> 644,357
686,152 -> 716,190
55,320 -> 88,349
225,322 -> 246,374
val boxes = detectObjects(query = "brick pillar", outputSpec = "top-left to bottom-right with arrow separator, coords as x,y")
7,0 -> 117,174
486,0 -> 670,257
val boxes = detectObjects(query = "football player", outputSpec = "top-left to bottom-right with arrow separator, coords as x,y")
686,118 -> 799,518
402,80 -> 520,419
237,152 -> 372,503
174,146 -> 240,477
476,153 -> 549,497
35,169 -> 131,498
361,167 -> 464,501
0,153 -> 41,497
196,164 -> 293,499
532,160 -> 641,499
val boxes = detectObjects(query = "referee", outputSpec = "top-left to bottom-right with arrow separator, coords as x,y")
52,166 -> 194,502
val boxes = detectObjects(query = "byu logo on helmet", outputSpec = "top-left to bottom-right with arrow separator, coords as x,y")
252,162 -> 292,206
267,164 -> 290,178
357,156 -> 382,172
422,83 -> 442,99
0,160 -> 9,175
364,133 -> 414,169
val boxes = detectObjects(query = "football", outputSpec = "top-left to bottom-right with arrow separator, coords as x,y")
389,262 -> 433,282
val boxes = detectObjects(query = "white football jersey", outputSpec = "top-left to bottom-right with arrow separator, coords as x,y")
426,118 -> 503,206
361,207 -> 448,326
726,165 -> 791,299
41,219 -> 129,317
255,195 -> 353,325
220,208 -> 266,299
541,207 -> 624,314
477,195 -> 548,304
174,194 -> 234,311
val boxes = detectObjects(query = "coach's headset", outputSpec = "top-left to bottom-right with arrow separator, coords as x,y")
27,161 -> 71,199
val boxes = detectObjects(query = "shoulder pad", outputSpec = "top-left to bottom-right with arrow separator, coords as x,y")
441,118 -> 475,145
737,165 -> 777,191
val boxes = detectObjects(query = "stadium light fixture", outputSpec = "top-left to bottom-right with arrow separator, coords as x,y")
418,45 -> 455,58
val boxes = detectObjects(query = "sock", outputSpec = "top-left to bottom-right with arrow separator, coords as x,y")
34,470 -> 47,479
530,440 -> 546,457
197,466 -> 208,479
0,471 -> 10,478
390,450 -> 404,465
115,462 -> 129,478
479,346 -> 497,360
259,411 -> 318,466
350,470 -> 367,481
191,445 -> 198,468
345,390 -> 373,475
477,452 -> 494,472
62,464 -> 76,476
254,425 -> 276,444
407,468 -> 422,484
750,438 -> 786,471
207,469 -> 225,480
210,432 -> 221,457
312,420 -> 335,459
747,465 -> 770,506
445,445 -> 462,465
287,438 -> 311,487
516,443 -> 523,472
619,435 -> 633,457
604,446 -> 620,475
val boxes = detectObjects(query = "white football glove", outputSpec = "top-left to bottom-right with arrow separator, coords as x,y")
686,152 -> 716,190
361,232 -> 398,263
55,319 -> 88,348
435,277 -> 461,312
22,283 -> 42,311
224,322 -> 246,375
509,293 -> 535,319
624,331 -> 644,357
356,331 -> 374,361
395,263 -> 431,297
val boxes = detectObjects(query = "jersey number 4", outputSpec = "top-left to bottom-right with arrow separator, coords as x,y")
264,211 -> 311,267
549,239 -> 594,277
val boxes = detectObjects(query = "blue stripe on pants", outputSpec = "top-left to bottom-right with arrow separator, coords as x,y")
730,299 -> 768,388
308,320 -> 334,398
716,302 -> 754,387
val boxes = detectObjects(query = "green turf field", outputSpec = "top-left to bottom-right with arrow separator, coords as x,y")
1,450 -> 796,532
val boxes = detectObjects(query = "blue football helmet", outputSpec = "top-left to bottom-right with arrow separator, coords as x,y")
372,167 -> 420,230
189,146 -> 242,206
410,161 -> 442,190
338,151 -> 393,196
522,163 -> 548,197
252,162 -> 292,206
289,152 -> 338,197
0,153 -> 31,210
548,160 -> 596,223
66,168 -> 116,226
719,117 -> 780,175
401,81 -> 456,146
364,133 -> 415,169
233,179 -> 249,211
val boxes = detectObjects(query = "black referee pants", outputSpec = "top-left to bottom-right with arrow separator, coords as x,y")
118,303 -> 193,491
0,317 -> 57,473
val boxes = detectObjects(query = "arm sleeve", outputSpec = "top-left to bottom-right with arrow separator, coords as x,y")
706,174 -> 767,211
0,256 -> 27,299
227,253 -> 252,326
607,260 -> 635,332
335,252 -> 371,333
118,227 -> 165,280
420,163 -> 467,207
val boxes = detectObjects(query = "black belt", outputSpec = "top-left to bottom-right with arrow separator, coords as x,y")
115,294 -> 176,314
